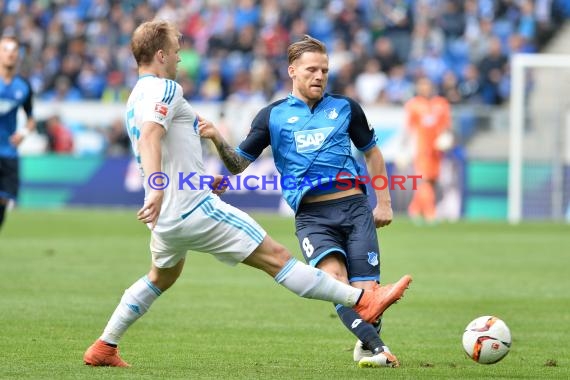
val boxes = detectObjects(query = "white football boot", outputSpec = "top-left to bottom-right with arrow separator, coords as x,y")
353,340 -> 373,362
358,350 -> 400,368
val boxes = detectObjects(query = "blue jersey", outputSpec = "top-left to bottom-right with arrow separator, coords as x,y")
237,93 -> 377,212
0,75 -> 33,158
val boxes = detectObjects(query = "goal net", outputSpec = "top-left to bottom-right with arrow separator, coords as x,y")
509,54 -> 570,223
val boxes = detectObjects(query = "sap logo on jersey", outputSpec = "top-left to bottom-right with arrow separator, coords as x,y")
0,100 -> 16,113
294,127 -> 333,153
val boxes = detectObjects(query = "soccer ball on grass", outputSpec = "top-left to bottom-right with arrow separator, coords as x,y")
462,316 -> 512,364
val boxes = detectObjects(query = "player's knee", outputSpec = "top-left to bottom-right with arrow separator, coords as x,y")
147,272 -> 178,292
244,236 -> 293,277
317,256 -> 348,283
271,242 -> 291,263
259,235 -> 292,263
148,261 -> 184,291
327,270 -> 348,283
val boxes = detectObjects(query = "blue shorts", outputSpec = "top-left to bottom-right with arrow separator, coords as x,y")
295,194 -> 380,283
0,157 -> 19,200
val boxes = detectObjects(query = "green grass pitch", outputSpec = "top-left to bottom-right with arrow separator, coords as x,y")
1,208 -> 569,379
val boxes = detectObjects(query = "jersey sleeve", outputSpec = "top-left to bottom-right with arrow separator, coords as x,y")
140,79 -> 179,131
347,97 -> 377,152
236,106 -> 271,161
22,79 -> 33,118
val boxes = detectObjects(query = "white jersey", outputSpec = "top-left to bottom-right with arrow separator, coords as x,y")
125,75 -> 210,233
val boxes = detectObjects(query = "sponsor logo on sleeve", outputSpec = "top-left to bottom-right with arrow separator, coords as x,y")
154,102 -> 168,121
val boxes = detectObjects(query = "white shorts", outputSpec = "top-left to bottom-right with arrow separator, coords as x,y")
150,194 -> 266,268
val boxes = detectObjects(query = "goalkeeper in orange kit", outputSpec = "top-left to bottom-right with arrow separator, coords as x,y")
403,77 -> 452,224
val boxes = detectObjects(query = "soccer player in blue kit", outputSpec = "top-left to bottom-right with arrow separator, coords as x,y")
200,35 -> 412,368
0,36 -> 35,231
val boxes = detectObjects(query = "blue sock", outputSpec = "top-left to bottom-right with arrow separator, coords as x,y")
336,304 -> 385,353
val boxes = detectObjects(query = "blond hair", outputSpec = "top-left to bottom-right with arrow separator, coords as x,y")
287,35 -> 327,65
131,20 -> 180,66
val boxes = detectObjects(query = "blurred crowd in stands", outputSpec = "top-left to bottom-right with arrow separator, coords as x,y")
2,0 -> 570,155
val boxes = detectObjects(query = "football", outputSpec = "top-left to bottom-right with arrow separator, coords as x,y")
462,316 -> 512,364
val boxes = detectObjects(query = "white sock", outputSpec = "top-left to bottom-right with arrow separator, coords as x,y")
274,258 -> 363,306
100,275 -> 161,345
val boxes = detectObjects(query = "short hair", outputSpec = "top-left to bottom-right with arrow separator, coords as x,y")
0,35 -> 19,46
287,35 -> 327,65
130,20 -> 180,66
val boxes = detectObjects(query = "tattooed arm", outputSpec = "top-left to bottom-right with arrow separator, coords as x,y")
198,116 -> 252,174
211,136 -> 251,174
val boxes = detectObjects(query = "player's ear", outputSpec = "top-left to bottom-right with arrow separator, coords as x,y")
288,65 -> 295,79
157,49 -> 165,64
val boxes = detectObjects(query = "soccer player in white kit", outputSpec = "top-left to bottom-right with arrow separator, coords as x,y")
83,20 -> 410,367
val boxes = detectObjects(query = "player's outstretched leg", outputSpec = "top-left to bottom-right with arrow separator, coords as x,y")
353,275 -> 412,324
248,236 -> 412,323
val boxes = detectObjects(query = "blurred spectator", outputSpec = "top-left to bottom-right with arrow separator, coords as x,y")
234,0 -> 260,32
506,33 -> 535,57
329,61 -> 356,95
418,45 -> 450,86
102,71 -> 129,103
383,64 -> 414,104
46,116 -> 73,153
438,0 -> 466,40
249,57 -> 276,101
179,75 -> 197,100
42,76 -> 82,102
458,64 -> 482,104
518,0 -> 537,46
77,62 -> 106,99
178,37 -> 201,81
478,37 -> 508,105
409,21 -> 445,62
227,70 -> 257,102
372,37 -> 402,74
466,18 -> 495,64
354,58 -> 387,105
462,0 -> 481,44
105,118 -> 131,156
440,70 -> 462,104
378,0 -> 414,62
199,60 -> 226,101
326,37 -> 353,78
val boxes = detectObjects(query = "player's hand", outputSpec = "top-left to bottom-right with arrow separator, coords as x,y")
137,190 -> 164,230
197,115 -> 220,142
373,201 -> 393,228
9,132 -> 25,147
210,174 -> 228,195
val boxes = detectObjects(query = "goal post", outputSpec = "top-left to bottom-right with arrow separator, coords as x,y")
508,53 -> 570,224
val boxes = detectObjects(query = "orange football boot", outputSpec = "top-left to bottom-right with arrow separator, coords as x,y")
83,339 -> 130,367
353,275 -> 412,323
